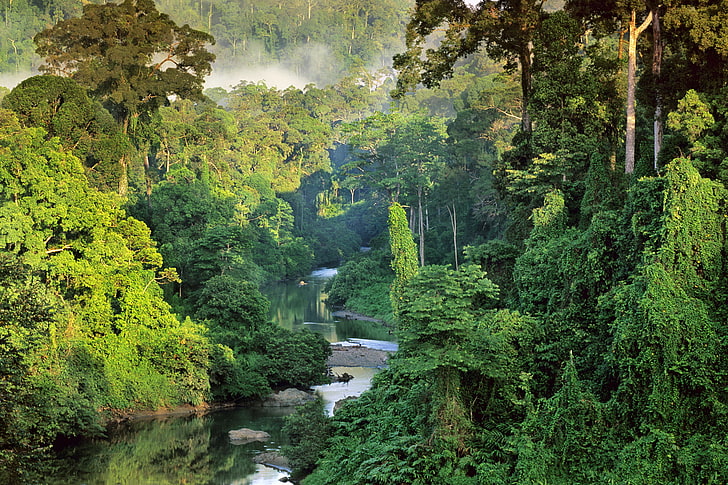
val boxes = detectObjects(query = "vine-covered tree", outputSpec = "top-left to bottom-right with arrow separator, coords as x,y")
388,201 -> 419,319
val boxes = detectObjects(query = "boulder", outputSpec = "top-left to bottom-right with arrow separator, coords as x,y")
253,451 -> 291,472
333,396 -> 357,414
228,427 -> 271,443
261,388 -> 316,407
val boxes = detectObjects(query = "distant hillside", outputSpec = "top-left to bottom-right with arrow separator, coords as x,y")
0,0 -> 413,89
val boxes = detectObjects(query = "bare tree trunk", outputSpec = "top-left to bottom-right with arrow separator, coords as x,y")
447,204 -> 458,270
145,153 -> 152,211
418,188 -> 425,266
652,5 -> 663,173
625,10 -> 652,174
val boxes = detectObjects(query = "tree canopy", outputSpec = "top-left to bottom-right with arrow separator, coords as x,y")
34,0 -> 215,130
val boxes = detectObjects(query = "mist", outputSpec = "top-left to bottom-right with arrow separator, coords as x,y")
0,70 -> 36,90
205,40 -> 341,91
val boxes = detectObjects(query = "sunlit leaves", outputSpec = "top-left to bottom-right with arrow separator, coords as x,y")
667,89 -> 715,144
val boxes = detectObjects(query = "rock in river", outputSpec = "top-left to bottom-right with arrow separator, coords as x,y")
228,428 -> 271,443
253,451 -> 291,472
260,388 -> 316,407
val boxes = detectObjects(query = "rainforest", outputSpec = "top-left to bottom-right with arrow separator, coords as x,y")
1,0 -> 728,483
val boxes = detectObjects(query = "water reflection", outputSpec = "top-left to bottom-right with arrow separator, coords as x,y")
38,376 -> 382,484
264,269 -> 336,332
43,407 -> 292,485
264,268 -> 393,343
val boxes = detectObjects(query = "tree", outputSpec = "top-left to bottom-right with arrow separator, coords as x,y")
342,112 -> 448,264
34,0 -> 215,194
34,0 -> 214,131
388,201 -> 418,320
1,75 -> 131,190
393,0 -> 547,134
625,7 -> 653,174
565,1 -> 666,174
194,274 -> 270,349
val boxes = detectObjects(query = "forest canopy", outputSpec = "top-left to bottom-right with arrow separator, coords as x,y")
2,0 -> 728,483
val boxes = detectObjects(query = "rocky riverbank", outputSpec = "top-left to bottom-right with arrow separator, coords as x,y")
327,343 -> 392,367
331,309 -> 383,323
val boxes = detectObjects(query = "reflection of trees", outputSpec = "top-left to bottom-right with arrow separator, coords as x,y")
334,319 -> 392,342
265,277 -> 396,342
41,416 -> 260,484
265,279 -> 333,330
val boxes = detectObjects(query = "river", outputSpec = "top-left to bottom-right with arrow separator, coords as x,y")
41,268 -> 395,484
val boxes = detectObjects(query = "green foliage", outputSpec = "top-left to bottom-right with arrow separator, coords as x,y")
282,396 -> 333,479
515,357 -> 614,484
208,343 -> 269,400
0,113 -> 211,452
325,250 -> 394,322
388,202 -> 419,318
303,372 -> 433,485
580,152 -> 621,226
2,75 -> 102,147
463,240 -> 520,306
0,254 -> 100,456
661,158 -> 724,285
248,325 -> 331,389
530,189 -> 568,240
307,265 -> 537,484
34,0 -> 215,127
195,275 -> 270,344
667,89 -> 715,144
607,161 -> 727,480
7,3 -> 728,483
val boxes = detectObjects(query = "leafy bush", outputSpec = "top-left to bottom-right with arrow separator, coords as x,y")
282,396 -> 333,480
250,325 -> 331,389
325,250 -> 393,322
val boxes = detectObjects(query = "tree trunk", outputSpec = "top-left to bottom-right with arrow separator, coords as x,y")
145,153 -> 153,211
625,10 -> 652,174
652,5 -> 663,173
418,187 -> 425,267
519,41 -> 534,134
447,204 -> 458,270
119,154 -> 128,197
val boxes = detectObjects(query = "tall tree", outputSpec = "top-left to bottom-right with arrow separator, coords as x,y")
625,7 -> 653,174
566,0 -> 666,174
34,0 -> 215,194
34,0 -> 214,131
393,0 -> 547,134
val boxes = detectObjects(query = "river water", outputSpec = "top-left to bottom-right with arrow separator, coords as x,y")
41,268 -> 395,484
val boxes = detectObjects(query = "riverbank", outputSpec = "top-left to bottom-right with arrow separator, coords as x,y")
327,343 -> 392,367
106,401 -> 239,424
106,342 -> 394,424
331,309 -> 383,323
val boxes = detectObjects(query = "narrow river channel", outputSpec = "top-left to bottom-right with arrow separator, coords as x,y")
43,268 -> 395,484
